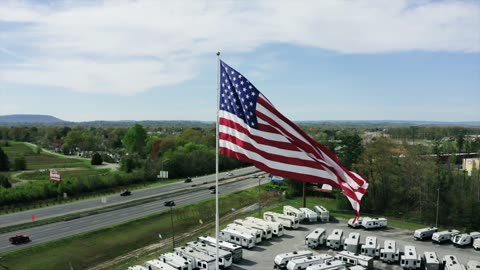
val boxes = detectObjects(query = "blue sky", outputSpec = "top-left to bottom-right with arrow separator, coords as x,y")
1,0 -> 479,122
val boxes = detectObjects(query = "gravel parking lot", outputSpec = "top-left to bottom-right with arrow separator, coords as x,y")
228,218 -> 480,270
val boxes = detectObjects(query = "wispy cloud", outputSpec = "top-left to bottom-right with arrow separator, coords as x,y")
1,0 -> 478,95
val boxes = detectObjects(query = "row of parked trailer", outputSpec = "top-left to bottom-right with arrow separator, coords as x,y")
299,227 -> 480,270
413,227 -> 480,249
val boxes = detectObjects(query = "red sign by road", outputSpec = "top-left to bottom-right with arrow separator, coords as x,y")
49,169 -> 61,182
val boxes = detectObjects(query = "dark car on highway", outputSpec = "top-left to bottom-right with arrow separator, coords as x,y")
9,234 -> 31,245
120,190 -> 131,196
184,178 -> 192,183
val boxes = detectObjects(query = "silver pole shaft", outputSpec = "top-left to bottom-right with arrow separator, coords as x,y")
215,51 -> 221,270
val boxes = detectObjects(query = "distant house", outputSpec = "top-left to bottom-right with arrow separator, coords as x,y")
463,158 -> 480,176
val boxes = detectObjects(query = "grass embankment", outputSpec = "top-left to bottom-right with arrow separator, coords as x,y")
0,190 -> 430,270
3,141 -> 89,170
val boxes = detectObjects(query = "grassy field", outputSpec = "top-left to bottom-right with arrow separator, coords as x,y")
17,168 -> 111,181
2,142 -> 90,170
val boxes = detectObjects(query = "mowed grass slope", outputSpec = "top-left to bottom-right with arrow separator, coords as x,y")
2,142 -> 89,170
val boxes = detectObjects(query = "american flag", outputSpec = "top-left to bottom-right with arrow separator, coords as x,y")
218,60 -> 368,219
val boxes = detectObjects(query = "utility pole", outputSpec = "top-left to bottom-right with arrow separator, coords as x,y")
302,182 -> 306,207
435,188 -> 440,228
164,200 -> 176,249
258,177 -> 261,217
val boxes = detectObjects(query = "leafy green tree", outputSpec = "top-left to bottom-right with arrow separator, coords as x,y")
14,156 -> 27,171
337,132 -> 363,168
0,147 -> 10,171
0,175 -> 11,188
91,152 -> 103,165
122,124 -> 148,156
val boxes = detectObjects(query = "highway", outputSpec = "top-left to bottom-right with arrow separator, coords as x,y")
0,169 -> 265,254
0,166 -> 259,228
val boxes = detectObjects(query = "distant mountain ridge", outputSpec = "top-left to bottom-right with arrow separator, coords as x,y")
0,114 -> 478,127
0,114 -> 65,123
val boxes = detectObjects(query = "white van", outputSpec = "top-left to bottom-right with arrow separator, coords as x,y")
305,228 -> 326,248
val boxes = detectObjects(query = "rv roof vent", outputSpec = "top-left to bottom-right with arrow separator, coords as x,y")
368,242 -> 373,245
354,253 -> 360,256
293,251 -> 298,254
352,235 -> 356,238
307,257 -> 312,259
388,245 -> 392,249
202,244 -> 206,247
335,232 -> 339,235
315,231 -> 318,233
409,252 -> 413,255
429,255 -> 434,258
326,262 -> 331,265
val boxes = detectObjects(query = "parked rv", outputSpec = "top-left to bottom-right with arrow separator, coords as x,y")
422,252 -> 440,270
264,211 -> 300,229
314,205 -> 330,222
227,223 -> 262,243
305,228 -> 327,248
159,253 -> 192,270
335,250 -> 374,270
379,240 -> 400,264
219,228 -> 255,248
452,232 -> 480,247
283,205 -> 306,221
432,230 -> 460,244
128,266 -> 148,270
414,227 -> 438,241
442,255 -> 466,270
305,260 -> 347,270
286,254 -> 334,270
145,259 -> 177,270
361,217 -> 387,229
343,232 -> 361,253
245,216 -> 284,236
347,217 -> 364,228
233,219 -> 273,239
466,261 -> 480,270
473,238 -> 480,250
400,245 -> 421,270
274,250 -> 313,270
360,236 -> 380,258
197,235 -> 243,263
326,229 -> 343,250
185,241 -> 233,269
174,247 -> 216,270
300,207 -> 318,222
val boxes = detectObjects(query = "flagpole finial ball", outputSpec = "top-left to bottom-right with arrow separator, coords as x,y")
216,52 -> 220,56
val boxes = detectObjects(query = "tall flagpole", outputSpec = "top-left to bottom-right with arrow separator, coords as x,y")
215,51 -> 221,270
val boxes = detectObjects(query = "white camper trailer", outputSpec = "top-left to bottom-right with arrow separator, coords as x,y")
159,253 -> 192,270
286,254 -> 334,270
264,211 -> 300,229
299,208 -> 318,222
274,250 -> 313,270
452,232 -> 480,247
283,205 -> 305,221
432,230 -> 460,244
145,259 -> 177,270
414,227 -> 438,241
343,232 -> 361,253
361,217 -> 387,229
348,217 -> 364,229
219,228 -> 255,248
245,217 -> 284,236
400,245 -> 421,270
128,266 -> 148,270
473,238 -> 480,250
197,235 -> 243,262
422,252 -> 440,270
314,205 -> 330,222
335,251 -> 374,270
305,228 -> 327,248
174,247 -> 216,270
361,236 -> 380,258
233,219 -> 273,239
442,255 -> 466,270
227,223 -> 262,243
305,260 -> 347,270
326,229 -> 343,250
186,241 -> 233,269
379,240 -> 400,264
466,261 -> 480,270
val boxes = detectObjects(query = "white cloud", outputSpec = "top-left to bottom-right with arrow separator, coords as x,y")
0,0 -> 478,95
